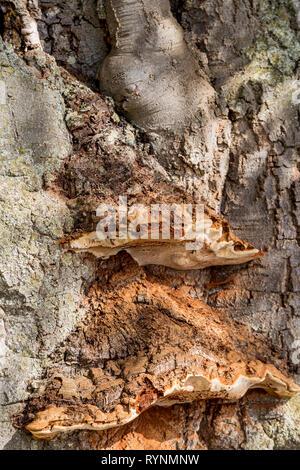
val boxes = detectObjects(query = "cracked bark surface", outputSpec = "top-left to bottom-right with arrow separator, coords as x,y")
0,0 -> 299,450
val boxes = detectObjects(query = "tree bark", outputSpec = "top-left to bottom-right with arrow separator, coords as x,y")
0,0 -> 299,450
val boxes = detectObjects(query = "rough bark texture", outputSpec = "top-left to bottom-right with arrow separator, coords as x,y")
0,0 -> 299,450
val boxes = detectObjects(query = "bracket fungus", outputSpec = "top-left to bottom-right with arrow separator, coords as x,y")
25,365 -> 299,440
22,260 -> 299,440
67,208 -> 263,270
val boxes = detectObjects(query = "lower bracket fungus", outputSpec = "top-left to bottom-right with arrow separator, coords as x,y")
19,258 -> 299,440
25,364 -> 299,440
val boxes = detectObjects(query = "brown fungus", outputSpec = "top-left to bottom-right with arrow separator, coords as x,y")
20,260 -> 299,440
26,363 -> 299,440
67,208 -> 263,270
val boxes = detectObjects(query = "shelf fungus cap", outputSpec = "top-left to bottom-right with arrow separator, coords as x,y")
22,268 -> 299,440
66,210 -> 263,270
25,361 -> 299,440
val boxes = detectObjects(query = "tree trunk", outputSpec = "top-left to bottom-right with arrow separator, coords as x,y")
0,0 -> 299,450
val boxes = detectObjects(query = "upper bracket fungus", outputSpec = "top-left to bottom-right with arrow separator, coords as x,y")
67,207 -> 263,270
